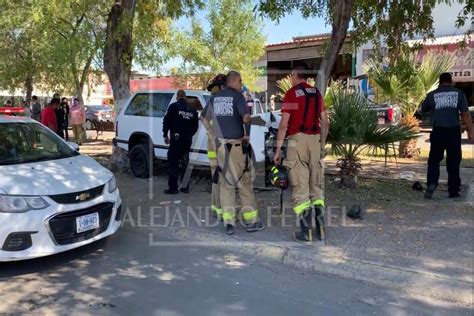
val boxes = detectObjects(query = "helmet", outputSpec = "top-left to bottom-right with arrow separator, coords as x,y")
207,74 -> 226,94
270,165 -> 289,190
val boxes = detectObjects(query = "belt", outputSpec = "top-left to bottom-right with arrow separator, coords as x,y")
217,138 -> 242,145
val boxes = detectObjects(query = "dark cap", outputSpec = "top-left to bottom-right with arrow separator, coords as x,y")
439,72 -> 453,84
207,74 -> 227,92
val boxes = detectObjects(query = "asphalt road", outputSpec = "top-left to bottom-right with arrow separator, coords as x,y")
0,225 -> 471,315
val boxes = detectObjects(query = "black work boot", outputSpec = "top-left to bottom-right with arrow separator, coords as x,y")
164,188 -> 179,195
294,209 -> 313,243
246,221 -> 265,232
314,206 -> 326,242
424,184 -> 437,199
448,190 -> 461,199
225,224 -> 235,235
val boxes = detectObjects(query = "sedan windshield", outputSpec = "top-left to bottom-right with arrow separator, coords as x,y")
0,122 -> 79,165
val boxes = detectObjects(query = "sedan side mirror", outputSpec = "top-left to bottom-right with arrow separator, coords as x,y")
67,141 -> 80,152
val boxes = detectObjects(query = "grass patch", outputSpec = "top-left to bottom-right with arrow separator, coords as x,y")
325,145 -> 474,168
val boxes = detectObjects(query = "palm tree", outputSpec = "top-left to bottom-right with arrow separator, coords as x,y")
276,75 -> 316,98
364,52 -> 455,158
328,91 -> 417,188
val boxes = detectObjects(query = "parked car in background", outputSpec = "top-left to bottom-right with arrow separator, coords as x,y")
0,116 -> 122,261
368,101 -> 402,126
415,106 -> 474,133
113,90 -> 278,178
84,105 -> 115,131
249,99 -> 269,116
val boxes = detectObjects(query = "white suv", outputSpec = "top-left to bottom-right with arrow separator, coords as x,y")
114,90 -> 276,178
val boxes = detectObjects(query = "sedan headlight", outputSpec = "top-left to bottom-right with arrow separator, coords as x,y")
108,176 -> 117,193
0,195 -> 50,213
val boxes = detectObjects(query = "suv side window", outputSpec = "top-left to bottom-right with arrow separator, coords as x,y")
185,96 -> 203,111
125,93 -> 174,117
152,93 -> 174,117
125,94 -> 150,116
254,100 -> 263,115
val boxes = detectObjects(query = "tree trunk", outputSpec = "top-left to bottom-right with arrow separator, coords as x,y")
24,74 -> 33,104
398,116 -> 420,158
336,154 -> 362,189
75,85 -> 85,106
104,0 -> 137,171
104,0 -> 137,115
316,0 -> 354,95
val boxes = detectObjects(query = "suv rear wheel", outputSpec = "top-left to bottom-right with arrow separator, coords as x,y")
129,144 -> 153,178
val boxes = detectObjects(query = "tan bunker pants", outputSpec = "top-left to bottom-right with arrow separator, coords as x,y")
283,133 -> 324,216
207,136 -> 222,217
217,139 -> 259,226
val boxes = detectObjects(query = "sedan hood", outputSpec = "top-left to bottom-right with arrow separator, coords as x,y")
0,155 -> 112,196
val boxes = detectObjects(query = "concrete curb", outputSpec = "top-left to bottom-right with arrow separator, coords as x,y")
159,225 -> 473,306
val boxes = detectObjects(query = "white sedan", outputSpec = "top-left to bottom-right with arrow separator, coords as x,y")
0,116 -> 122,261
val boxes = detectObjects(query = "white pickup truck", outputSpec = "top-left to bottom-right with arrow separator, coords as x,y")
113,90 -> 278,178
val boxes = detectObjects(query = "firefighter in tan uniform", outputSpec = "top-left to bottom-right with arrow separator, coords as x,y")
204,74 -> 227,219
274,63 -> 329,242
201,71 -> 265,235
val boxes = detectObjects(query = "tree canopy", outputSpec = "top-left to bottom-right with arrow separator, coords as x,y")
257,0 -> 472,92
170,0 -> 265,91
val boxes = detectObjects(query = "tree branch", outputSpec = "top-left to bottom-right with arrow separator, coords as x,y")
80,51 -> 95,87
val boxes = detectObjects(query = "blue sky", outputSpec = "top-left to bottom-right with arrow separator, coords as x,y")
263,12 -> 330,44
159,13 -> 329,73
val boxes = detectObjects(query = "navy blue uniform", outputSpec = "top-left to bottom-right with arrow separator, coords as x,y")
421,85 -> 469,195
163,98 -> 199,191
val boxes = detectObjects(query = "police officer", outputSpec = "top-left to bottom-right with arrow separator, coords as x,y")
205,74 -> 227,219
163,90 -> 199,194
274,63 -> 329,242
422,72 -> 473,199
201,71 -> 265,235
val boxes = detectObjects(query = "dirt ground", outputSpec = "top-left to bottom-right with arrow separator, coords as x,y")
78,131 -> 473,285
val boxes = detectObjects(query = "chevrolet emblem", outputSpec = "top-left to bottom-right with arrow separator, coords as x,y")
76,192 -> 90,201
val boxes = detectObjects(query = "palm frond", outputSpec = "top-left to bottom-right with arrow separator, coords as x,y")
418,52 -> 456,94
364,51 -> 455,117
328,90 -> 418,159
276,75 -> 316,97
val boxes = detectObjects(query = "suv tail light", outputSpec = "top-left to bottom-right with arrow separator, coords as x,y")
387,108 -> 394,122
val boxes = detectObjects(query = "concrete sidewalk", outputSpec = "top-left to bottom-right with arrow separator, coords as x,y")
116,160 -> 474,305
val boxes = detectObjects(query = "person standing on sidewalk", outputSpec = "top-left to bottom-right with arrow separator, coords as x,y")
422,72 -> 473,199
274,63 -> 329,242
69,97 -> 85,145
41,98 -> 59,133
201,71 -> 265,235
61,97 -> 70,140
55,98 -> 66,139
31,95 -> 42,121
162,90 -> 199,195
204,74 -> 227,219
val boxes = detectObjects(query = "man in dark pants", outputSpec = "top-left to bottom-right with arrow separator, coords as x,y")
61,97 -> 70,140
163,90 -> 199,194
422,73 -> 473,199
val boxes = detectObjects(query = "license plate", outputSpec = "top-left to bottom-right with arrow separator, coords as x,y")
105,114 -> 110,118
378,117 -> 385,125
76,213 -> 99,233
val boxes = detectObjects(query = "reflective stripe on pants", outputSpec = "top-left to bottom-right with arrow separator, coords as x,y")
283,133 -> 324,215
217,139 -> 259,226
208,136 -> 221,212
